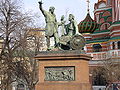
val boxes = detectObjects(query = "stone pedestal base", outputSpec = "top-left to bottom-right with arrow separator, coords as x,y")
36,83 -> 91,90
35,50 -> 92,90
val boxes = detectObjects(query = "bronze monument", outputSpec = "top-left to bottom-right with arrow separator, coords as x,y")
36,1 -> 91,90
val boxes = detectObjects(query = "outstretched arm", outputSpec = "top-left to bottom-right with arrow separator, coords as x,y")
38,1 -> 45,16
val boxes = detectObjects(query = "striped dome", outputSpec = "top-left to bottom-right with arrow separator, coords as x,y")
78,13 -> 98,33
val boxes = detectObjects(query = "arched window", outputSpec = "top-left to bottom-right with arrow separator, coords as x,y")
93,44 -> 102,52
100,23 -> 110,30
112,42 -> 115,49
17,84 -> 25,90
117,41 -> 120,49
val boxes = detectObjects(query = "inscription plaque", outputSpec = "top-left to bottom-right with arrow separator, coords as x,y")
45,66 -> 75,81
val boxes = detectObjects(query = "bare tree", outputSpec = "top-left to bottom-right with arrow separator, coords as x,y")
91,58 -> 120,86
14,30 -> 45,90
90,66 -> 105,86
102,58 -> 120,83
0,0 -> 41,89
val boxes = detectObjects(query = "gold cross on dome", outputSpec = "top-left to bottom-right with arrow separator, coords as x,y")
86,0 -> 90,13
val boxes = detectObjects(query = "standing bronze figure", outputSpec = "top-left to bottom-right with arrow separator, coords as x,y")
38,1 -> 59,50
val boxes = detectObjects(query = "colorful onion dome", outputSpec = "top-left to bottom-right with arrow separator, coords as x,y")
78,13 -> 98,33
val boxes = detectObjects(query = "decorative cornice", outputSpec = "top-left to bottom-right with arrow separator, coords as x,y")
94,7 -> 112,13
91,31 -> 110,35
110,30 -> 120,35
108,24 -> 120,30
35,50 -> 92,61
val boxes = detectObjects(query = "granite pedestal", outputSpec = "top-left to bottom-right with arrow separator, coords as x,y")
35,50 -> 91,90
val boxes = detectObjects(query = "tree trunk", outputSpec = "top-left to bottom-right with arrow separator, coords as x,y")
28,85 -> 35,90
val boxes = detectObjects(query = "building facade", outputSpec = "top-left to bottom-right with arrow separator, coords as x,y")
27,28 -> 47,52
78,0 -> 120,86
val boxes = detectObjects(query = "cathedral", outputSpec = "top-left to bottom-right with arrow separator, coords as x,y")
78,0 -> 120,86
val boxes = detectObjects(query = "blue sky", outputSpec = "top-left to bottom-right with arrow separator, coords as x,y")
23,0 -> 97,25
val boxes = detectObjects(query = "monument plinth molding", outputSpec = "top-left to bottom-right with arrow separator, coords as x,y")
35,50 -> 92,90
